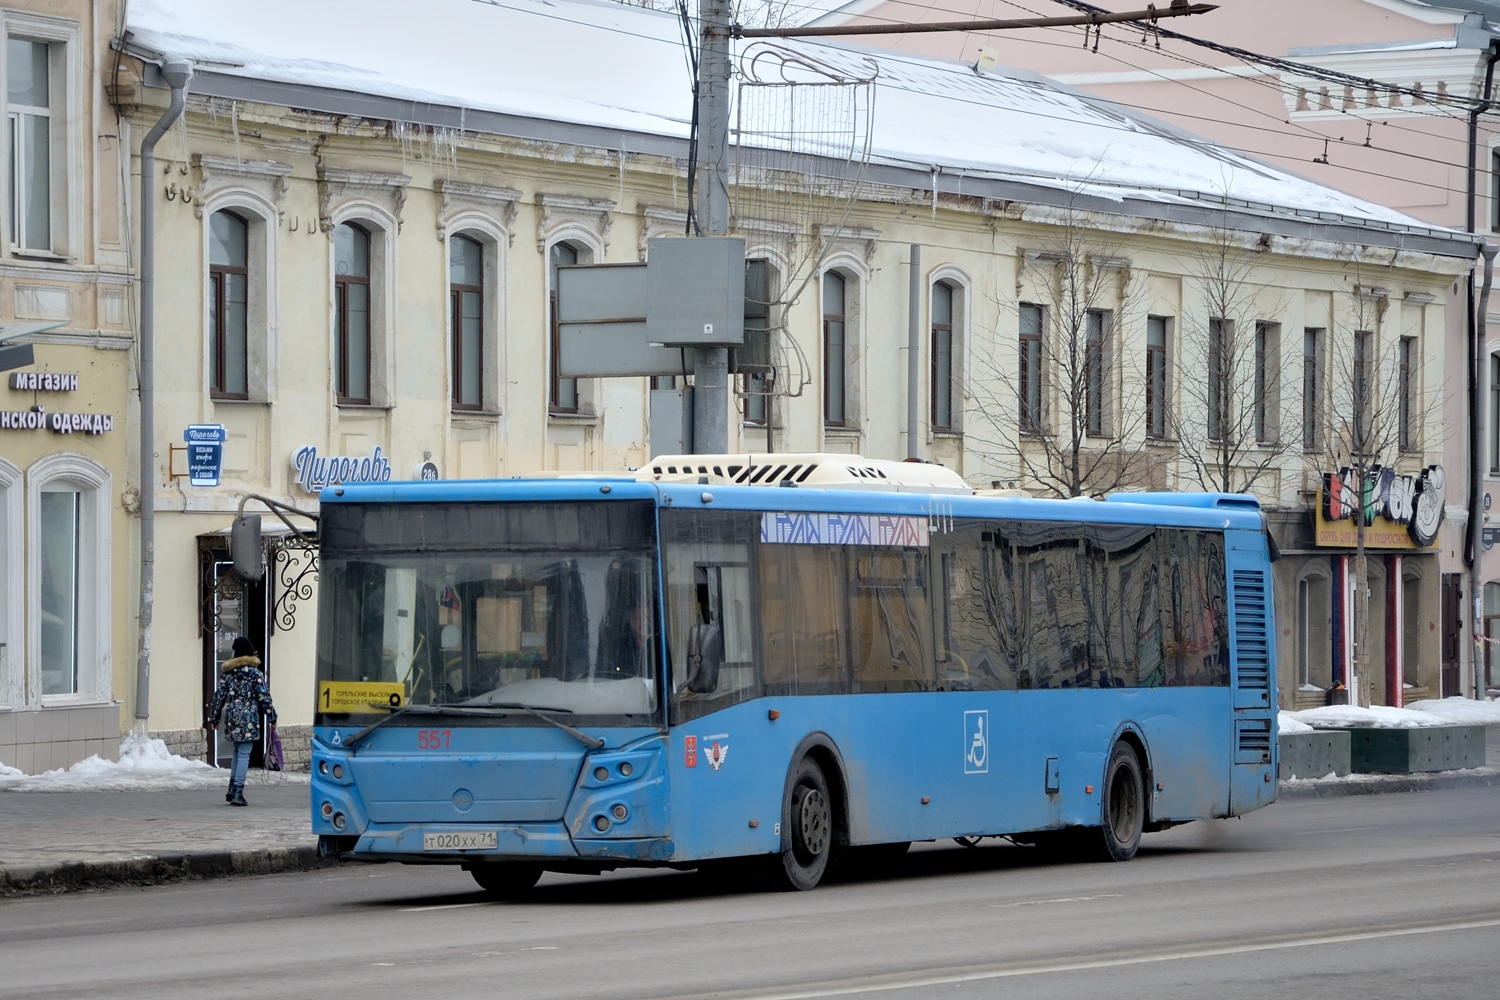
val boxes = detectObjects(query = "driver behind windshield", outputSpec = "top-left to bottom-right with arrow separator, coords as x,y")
596,558 -> 654,678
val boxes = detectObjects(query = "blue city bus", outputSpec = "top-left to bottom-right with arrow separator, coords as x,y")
308,454 -> 1277,893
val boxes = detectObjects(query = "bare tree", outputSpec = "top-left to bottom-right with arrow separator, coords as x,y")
968,214 -> 1155,497
1316,266 -> 1442,707
1171,224 -> 1297,494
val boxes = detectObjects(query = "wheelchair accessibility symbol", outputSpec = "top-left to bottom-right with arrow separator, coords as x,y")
964,710 -> 988,774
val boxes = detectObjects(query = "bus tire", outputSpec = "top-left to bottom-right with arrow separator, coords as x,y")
1094,742 -> 1145,862
776,756 -> 835,890
467,862 -> 543,898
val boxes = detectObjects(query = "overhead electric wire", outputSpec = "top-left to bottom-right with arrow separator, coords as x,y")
789,0 -> 1489,187
464,0 -> 1479,206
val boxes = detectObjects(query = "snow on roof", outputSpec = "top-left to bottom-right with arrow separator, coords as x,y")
124,0 -> 1463,241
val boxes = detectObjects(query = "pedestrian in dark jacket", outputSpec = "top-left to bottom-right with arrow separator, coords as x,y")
207,636 -> 277,806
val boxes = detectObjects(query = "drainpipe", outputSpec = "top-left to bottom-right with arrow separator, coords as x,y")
1465,43 -> 1498,702
907,245 -> 922,459
1474,243 -> 1498,701
134,59 -> 193,724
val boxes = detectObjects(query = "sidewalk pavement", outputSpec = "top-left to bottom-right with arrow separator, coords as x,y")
4,728 -> 1500,897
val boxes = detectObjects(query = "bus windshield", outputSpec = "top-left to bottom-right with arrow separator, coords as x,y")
316,501 -> 660,724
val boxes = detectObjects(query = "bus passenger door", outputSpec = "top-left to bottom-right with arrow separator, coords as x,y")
1226,531 -> 1276,813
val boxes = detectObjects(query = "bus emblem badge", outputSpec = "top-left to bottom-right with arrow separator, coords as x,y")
964,711 -> 988,774
685,735 -> 697,768
705,741 -> 728,770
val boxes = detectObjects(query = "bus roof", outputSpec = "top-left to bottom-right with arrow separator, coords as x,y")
326,463 -> 1264,532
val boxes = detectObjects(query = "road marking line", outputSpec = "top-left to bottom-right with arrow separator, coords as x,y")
1291,826 -> 1378,835
693,916 -> 1500,1000
399,902 -> 490,912
990,894 -> 1124,908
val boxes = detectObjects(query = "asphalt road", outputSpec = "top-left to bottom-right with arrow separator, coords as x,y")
2,787 -> 1498,1000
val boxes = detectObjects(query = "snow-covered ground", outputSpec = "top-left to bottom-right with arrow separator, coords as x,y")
1284,697 -> 1500,732
0,732 -> 305,792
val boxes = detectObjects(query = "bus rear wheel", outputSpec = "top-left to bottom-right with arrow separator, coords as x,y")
1092,742 -> 1144,862
775,757 -> 834,890
467,862 -> 543,898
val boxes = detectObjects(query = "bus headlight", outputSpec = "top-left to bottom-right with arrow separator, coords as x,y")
321,801 -> 334,818
612,804 -> 628,821
593,815 -> 609,832
332,812 -> 347,831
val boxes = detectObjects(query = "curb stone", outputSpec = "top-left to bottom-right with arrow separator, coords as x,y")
1276,767 -> 1500,800
0,844 -> 336,898
5,771 -> 1499,896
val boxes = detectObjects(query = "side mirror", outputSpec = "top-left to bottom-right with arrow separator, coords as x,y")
685,623 -> 723,694
230,514 -> 264,582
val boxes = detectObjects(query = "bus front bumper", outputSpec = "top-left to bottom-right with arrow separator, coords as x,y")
333,823 -> 675,863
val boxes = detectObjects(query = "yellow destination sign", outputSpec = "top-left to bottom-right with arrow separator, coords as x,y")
319,681 -> 405,713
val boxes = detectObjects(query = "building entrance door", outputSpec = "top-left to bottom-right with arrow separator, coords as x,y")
199,538 -> 270,768
1441,573 -> 1461,698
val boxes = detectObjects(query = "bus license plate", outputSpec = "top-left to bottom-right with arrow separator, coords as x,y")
423,831 -> 498,851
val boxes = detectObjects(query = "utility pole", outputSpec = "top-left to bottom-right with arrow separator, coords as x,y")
688,1 -> 1217,457
692,0 -> 733,455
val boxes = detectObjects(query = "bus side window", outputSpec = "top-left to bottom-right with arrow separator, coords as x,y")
761,545 -> 846,695
848,547 -> 934,693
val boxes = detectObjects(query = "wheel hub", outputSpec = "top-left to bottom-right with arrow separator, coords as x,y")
797,786 -> 829,857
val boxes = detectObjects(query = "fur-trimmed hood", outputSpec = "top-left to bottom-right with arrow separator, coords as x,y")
222,655 -> 262,674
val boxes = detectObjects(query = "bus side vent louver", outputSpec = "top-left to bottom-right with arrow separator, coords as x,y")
1235,719 -> 1272,764
1232,569 -> 1270,694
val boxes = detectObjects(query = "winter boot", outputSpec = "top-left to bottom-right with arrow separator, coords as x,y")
226,778 -> 236,803
230,783 -> 247,807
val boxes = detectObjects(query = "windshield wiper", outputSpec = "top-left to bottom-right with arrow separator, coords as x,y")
338,702 -> 604,752
466,700 -> 606,749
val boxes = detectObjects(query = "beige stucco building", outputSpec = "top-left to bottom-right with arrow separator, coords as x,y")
2,0 -> 1481,772
814,0 -> 1500,707
0,0 -> 131,772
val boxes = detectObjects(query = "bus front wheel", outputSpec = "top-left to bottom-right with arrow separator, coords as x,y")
1093,742 -> 1144,862
467,862 -> 543,898
776,757 -> 834,890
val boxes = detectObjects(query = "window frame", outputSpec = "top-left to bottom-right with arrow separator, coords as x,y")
1019,302 -> 1045,435
24,452 -> 109,706
931,280 -> 956,433
1254,321 -> 1280,446
208,209 -> 250,401
449,233 -> 485,412
334,221 -> 373,406
548,239 -> 585,415
1398,334 -> 1417,452
823,269 -> 848,427
1084,308 -> 1111,438
0,13 -> 78,260
1303,327 -> 1323,453
742,257 -> 777,427
1353,329 -> 1374,448
1146,314 -> 1172,440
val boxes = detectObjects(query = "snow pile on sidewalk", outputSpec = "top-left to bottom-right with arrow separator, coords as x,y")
1404,696 -> 1500,726
1285,698 -> 1500,730
1277,712 -> 1314,734
0,732 -> 302,792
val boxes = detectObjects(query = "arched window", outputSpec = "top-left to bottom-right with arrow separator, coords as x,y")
823,271 -> 847,426
743,258 -> 778,426
931,281 -> 955,431
550,241 -> 581,413
334,222 -> 372,404
208,210 -> 249,399
450,234 -> 484,411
